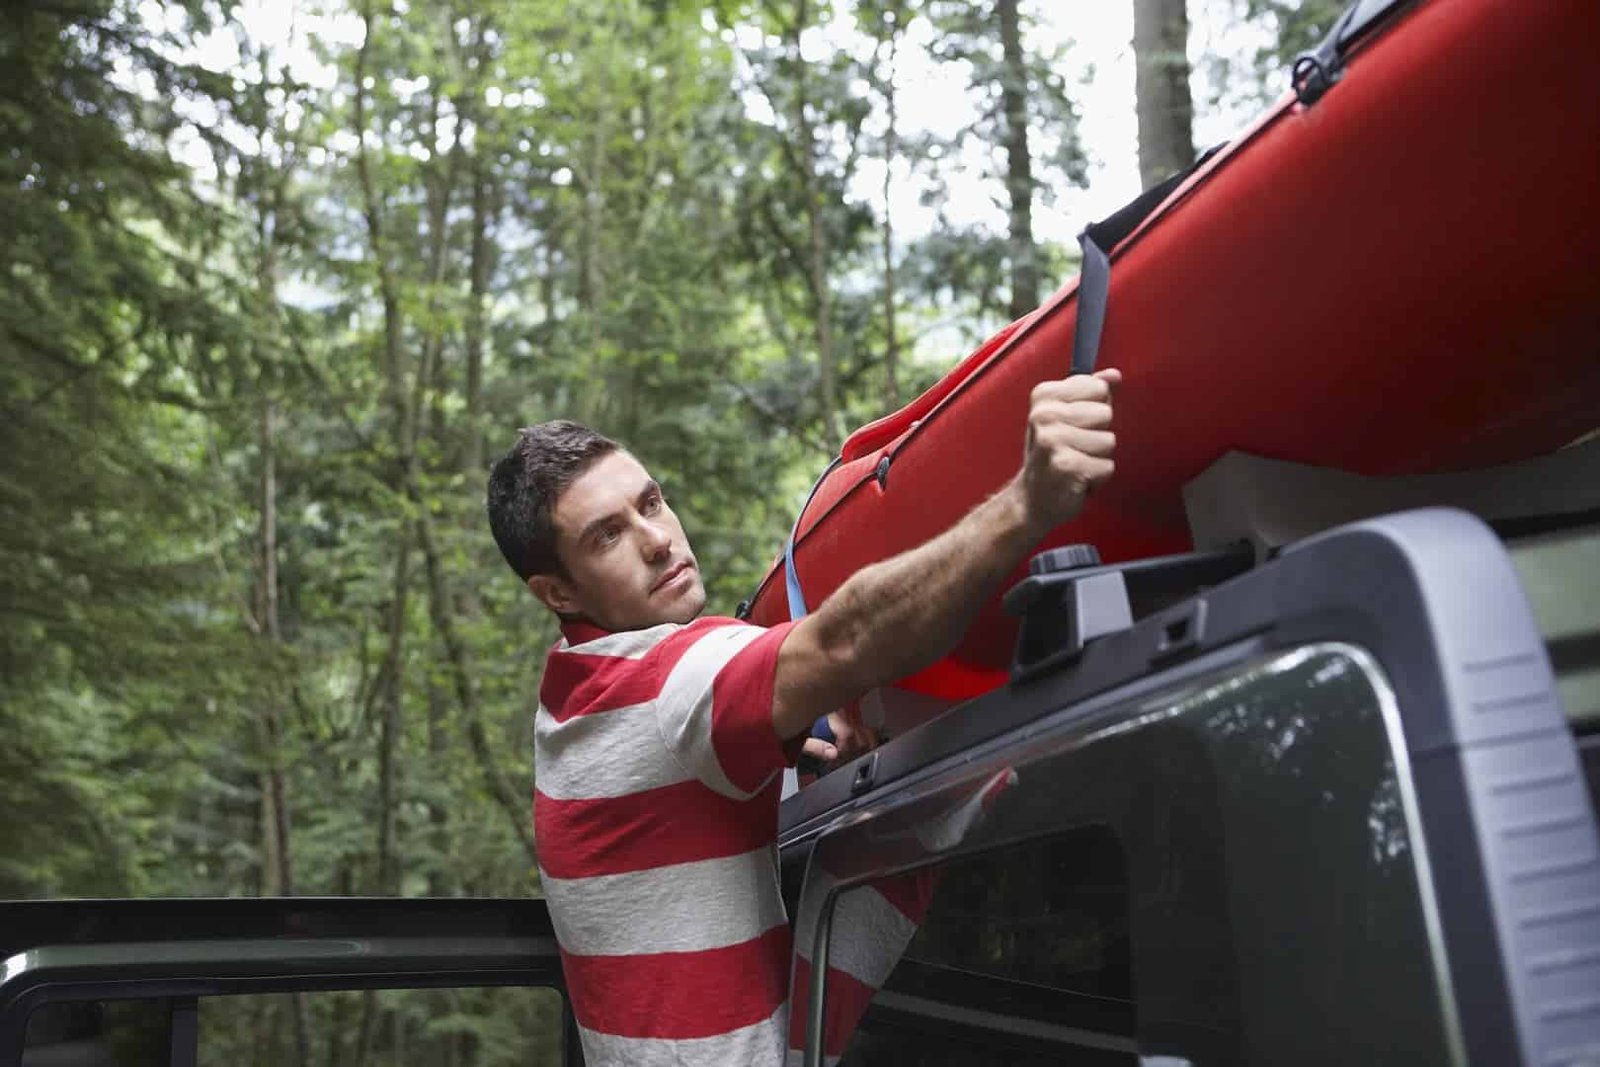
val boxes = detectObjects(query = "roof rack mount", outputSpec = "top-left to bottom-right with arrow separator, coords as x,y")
1005,542 -> 1254,684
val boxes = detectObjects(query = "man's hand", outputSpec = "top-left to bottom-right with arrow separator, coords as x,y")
1017,368 -> 1121,534
826,705 -> 878,762
800,735 -> 838,765
798,706 -> 879,769
772,366 -> 1122,749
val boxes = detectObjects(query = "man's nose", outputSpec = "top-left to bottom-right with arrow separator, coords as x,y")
640,516 -> 672,559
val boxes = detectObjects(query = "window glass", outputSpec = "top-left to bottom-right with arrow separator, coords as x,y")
813,645 -> 1458,1067
198,987 -> 564,1067
22,987 -> 565,1067
23,999 -> 169,1066
826,827 -> 1136,1067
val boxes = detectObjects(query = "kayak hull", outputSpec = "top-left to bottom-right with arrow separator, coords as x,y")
747,0 -> 1600,709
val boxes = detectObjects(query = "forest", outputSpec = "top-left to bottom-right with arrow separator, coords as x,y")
3,0 -> 1341,1060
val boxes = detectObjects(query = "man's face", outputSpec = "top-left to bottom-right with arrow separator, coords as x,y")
530,450 -> 706,632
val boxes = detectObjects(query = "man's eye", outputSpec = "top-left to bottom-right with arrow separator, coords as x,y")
596,526 -> 620,547
643,493 -> 663,514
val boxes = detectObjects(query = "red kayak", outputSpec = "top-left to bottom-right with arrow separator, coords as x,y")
746,0 -> 1600,719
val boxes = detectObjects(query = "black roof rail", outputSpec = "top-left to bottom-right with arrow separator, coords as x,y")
0,897 -> 564,1066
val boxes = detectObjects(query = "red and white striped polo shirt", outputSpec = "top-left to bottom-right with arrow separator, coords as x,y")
533,615 -> 803,1066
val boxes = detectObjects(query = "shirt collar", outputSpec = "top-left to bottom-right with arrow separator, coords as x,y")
559,618 -> 613,647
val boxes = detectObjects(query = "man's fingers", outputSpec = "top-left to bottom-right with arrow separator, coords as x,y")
1031,373 -> 1115,406
1029,399 -> 1113,431
802,737 -> 838,764
826,715 -> 880,761
1021,369 -> 1121,520
1068,454 -> 1117,489
1039,424 -> 1116,458
842,724 -> 880,756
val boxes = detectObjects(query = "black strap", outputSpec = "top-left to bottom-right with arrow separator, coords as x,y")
1292,0 -> 1410,106
1072,144 -> 1224,376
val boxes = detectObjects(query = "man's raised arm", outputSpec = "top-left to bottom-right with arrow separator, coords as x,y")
772,369 -> 1121,742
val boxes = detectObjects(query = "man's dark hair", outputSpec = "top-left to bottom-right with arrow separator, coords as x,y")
487,420 -> 620,580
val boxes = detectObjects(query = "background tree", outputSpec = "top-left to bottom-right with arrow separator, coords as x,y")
1243,0 -> 1349,63
1,0 -> 1333,1059
1198,0 -> 1350,107
858,0 -> 917,411
1133,0 -> 1196,189
925,0 -> 1088,321
0,0 -> 253,898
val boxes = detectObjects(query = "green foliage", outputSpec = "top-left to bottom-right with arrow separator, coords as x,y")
195,987 -> 566,1067
924,0 -> 1087,189
0,0 -> 258,898
0,0 -> 1252,1057
1201,0 -> 1352,106
1243,0 -> 1350,64
0,0 -> 1080,906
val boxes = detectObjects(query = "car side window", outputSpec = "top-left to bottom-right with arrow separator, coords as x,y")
198,988 -> 567,1067
806,644 -> 1463,1067
822,826 -> 1137,1067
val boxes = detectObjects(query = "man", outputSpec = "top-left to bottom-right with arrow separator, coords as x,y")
485,368 -> 1120,1065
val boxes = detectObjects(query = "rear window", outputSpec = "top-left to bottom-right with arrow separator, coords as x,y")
808,644 -> 1461,1066
825,826 -> 1135,1066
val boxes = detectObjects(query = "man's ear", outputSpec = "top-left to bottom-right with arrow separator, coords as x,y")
527,572 -> 579,616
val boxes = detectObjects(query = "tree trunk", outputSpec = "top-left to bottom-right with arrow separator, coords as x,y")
374,541 -> 409,895
538,204 -> 561,332
417,512 -> 540,867
255,397 -> 308,1067
250,99 -> 312,1057
577,121 -> 607,346
425,673 -> 450,898
355,2 -> 414,899
356,990 -> 380,1067
997,0 -> 1038,320
462,162 -> 495,476
355,5 -> 415,480
1133,0 -> 1196,190
880,25 -> 902,413
792,0 -> 843,450
257,398 -> 295,903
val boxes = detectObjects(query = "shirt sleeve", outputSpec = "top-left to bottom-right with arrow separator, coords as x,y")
654,619 -> 803,800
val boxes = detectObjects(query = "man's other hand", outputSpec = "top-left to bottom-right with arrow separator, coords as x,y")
1019,367 -> 1121,533
826,705 -> 878,762
798,706 -> 879,770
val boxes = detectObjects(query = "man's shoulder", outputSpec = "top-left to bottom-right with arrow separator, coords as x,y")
556,622 -> 682,660
557,616 -> 755,658
542,617 -> 767,708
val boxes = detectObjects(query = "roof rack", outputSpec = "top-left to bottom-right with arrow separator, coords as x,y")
1003,542 -> 1254,684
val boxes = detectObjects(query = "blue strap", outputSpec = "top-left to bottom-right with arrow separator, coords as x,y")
783,458 -> 841,748
784,517 -> 809,620
782,456 -> 842,623
790,522 -> 833,745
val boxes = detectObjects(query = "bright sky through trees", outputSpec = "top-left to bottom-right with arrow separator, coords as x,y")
164,0 -> 1280,244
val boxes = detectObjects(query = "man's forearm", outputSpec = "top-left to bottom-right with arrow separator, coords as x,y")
771,370 -> 1116,740
808,476 -> 1044,692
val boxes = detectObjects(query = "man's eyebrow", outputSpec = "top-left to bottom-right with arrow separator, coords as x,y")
577,509 -> 624,547
576,481 -> 659,547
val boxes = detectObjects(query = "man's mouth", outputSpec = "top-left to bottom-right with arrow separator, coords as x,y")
652,560 -> 694,594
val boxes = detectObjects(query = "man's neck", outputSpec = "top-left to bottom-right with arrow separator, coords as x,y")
559,618 -> 613,646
